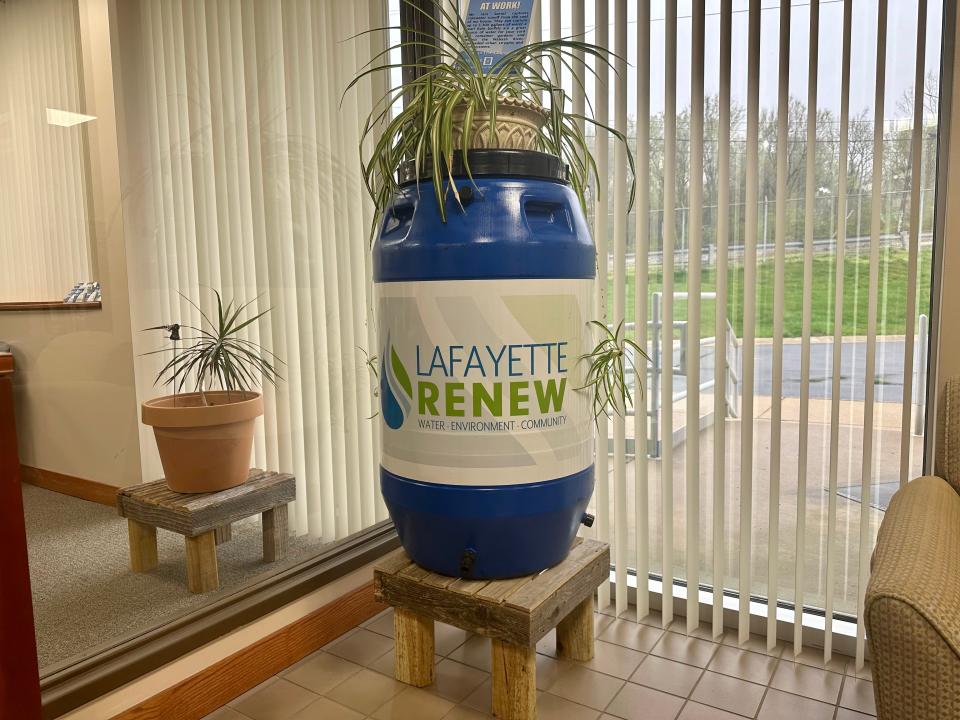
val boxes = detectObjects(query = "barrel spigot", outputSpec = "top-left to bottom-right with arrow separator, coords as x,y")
460,548 -> 478,576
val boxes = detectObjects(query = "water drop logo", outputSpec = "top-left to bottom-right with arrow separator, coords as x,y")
381,333 -> 413,429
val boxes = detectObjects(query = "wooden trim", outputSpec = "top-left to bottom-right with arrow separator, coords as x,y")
21,466 -> 119,507
0,376 -> 42,718
0,301 -> 101,312
40,521 -> 399,718
110,581 -> 384,720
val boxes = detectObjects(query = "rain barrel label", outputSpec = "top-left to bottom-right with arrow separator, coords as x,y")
377,278 -> 594,487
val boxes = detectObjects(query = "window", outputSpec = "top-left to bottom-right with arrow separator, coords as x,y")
117,0 -> 390,543
5,0 -> 399,699
0,0 -> 95,303
537,0 -> 943,664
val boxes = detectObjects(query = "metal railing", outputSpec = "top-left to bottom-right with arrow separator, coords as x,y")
613,305 -> 930,457
617,232 -> 934,270
618,291 -> 741,458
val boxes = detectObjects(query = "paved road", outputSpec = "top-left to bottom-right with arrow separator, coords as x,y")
633,338 -> 922,404
751,339 -> 918,402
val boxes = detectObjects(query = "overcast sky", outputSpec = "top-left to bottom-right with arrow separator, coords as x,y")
388,0 -> 945,123
570,0 -> 944,121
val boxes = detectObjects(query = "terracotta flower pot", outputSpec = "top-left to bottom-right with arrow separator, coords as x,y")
141,390 -> 264,493
452,96 -> 548,151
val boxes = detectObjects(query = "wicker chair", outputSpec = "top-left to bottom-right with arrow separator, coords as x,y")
865,378 -> 960,719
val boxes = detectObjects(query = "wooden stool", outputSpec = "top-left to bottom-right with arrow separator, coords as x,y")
374,538 -> 609,720
117,469 -> 295,593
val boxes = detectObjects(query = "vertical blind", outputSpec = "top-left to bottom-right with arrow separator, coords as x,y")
538,0 -> 942,664
118,0 -> 386,542
114,0 -> 941,662
0,0 -> 94,303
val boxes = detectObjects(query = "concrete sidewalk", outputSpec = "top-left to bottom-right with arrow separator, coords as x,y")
599,406 -> 923,619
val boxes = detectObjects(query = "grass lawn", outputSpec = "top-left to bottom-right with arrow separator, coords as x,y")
613,247 -> 932,339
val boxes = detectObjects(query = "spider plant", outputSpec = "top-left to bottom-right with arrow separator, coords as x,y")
145,290 -> 282,405
359,347 -> 380,419
579,320 -> 650,424
346,0 -> 635,239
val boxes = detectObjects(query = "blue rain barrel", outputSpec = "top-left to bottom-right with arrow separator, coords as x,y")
373,149 -> 595,579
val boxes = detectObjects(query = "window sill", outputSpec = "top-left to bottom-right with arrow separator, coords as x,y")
0,301 -> 101,312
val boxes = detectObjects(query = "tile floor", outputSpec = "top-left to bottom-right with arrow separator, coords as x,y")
205,605 -> 876,720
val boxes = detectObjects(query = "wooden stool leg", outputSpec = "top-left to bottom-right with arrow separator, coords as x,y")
394,608 -> 434,686
185,531 -> 219,593
262,504 -> 288,562
491,639 -> 536,720
214,524 -> 232,545
556,597 -> 595,661
127,520 -> 158,572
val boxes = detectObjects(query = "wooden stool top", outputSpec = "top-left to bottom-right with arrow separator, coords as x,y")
117,469 -> 295,537
374,538 -> 609,648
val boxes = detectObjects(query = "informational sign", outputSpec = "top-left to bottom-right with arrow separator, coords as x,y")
463,0 -> 535,72
377,278 -> 593,487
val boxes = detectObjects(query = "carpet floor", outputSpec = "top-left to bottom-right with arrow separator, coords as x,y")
22,484 -> 328,673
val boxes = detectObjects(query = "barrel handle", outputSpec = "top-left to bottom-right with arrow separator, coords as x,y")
523,200 -> 573,235
382,201 -> 416,237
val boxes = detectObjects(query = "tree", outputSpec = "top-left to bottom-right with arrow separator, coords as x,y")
594,83 -> 939,261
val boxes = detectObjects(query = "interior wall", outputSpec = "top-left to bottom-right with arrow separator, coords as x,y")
933,2 -> 960,454
0,0 -> 141,488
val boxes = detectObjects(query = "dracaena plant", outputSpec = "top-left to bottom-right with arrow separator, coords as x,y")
145,290 -> 282,405
346,0 -> 635,239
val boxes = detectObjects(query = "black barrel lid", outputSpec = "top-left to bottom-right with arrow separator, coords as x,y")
397,149 -> 568,186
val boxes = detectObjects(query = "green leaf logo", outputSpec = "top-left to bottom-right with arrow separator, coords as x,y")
391,345 -> 412,398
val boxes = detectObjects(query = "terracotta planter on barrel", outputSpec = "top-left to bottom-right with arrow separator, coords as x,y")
141,390 -> 263,493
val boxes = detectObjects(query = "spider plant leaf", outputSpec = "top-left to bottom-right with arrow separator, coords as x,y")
460,98 -> 477,186
623,336 -> 651,362
486,92 -> 497,147
429,105 -> 446,221
347,2 -> 635,240
342,60 -> 436,106
440,88 -> 465,204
